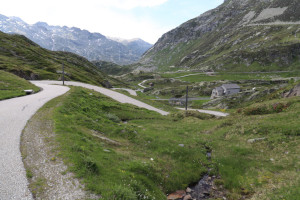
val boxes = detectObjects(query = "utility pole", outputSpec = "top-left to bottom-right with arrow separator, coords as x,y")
185,86 -> 188,111
62,63 -> 65,85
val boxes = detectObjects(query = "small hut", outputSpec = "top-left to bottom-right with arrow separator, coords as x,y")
211,84 -> 240,99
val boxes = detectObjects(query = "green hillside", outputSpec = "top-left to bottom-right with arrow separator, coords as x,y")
0,70 -> 39,100
0,31 -> 123,87
93,60 -> 134,76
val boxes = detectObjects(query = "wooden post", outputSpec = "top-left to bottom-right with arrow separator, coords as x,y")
185,86 -> 188,111
62,64 -> 65,85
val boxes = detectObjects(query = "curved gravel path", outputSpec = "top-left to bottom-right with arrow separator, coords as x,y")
138,80 -> 148,88
32,81 -> 169,115
0,83 -> 69,200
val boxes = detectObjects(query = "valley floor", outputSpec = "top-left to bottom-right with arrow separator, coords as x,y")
19,80 -> 300,200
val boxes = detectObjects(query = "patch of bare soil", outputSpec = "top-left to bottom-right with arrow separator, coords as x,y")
20,103 -> 100,200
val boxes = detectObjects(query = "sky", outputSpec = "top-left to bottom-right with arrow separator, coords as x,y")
0,0 -> 223,44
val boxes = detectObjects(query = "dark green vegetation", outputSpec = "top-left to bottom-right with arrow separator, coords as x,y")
93,60 -> 134,76
32,80 -> 299,200
0,31 -> 124,87
140,0 -> 300,72
0,70 -> 39,100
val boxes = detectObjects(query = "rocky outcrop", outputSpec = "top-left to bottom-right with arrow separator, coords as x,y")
283,83 -> 300,97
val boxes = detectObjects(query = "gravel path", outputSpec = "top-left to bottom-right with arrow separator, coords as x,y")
138,80 -> 148,88
0,83 -> 69,200
31,81 -> 169,115
177,108 -> 229,117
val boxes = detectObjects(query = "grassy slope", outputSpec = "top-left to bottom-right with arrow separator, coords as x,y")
51,87 -> 214,199
0,70 -> 39,100
208,96 -> 300,199
0,31 -> 124,87
143,24 -> 300,72
25,82 -> 299,199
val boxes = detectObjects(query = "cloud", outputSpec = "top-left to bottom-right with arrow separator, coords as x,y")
0,0 -> 170,43
0,0 -> 222,43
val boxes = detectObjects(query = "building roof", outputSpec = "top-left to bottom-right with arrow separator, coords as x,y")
221,84 -> 240,89
215,87 -> 224,93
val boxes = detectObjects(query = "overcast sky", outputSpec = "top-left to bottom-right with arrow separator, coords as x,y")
0,0 -> 223,44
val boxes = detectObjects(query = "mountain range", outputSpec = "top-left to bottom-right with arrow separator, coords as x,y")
0,14 -> 152,65
140,0 -> 300,72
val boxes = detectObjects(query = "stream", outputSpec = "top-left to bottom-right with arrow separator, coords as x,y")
167,151 -> 217,200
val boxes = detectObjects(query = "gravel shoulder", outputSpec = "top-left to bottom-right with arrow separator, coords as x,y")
21,95 -> 99,200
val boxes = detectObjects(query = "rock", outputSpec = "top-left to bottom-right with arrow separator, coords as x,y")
183,194 -> 192,200
24,89 -> 34,94
167,190 -> 186,200
283,84 -> 300,97
186,187 -> 192,193
101,80 -> 112,88
143,87 -> 153,92
247,138 -> 266,143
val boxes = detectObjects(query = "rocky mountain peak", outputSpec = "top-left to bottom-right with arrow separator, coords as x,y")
0,14 -> 152,65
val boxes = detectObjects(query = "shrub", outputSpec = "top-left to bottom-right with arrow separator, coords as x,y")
172,110 -> 215,121
271,102 -> 289,113
106,185 -> 137,200
243,105 -> 270,115
106,113 -> 121,123
243,102 -> 291,115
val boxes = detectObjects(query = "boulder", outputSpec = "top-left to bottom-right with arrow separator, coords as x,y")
167,190 -> 186,200
283,84 -> 300,98
101,80 -> 112,88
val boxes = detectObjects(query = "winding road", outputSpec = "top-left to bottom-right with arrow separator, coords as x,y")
32,81 -> 169,115
0,82 -> 70,200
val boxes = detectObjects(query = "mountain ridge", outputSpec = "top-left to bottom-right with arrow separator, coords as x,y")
0,14 -> 152,65
140,0 -> 300,72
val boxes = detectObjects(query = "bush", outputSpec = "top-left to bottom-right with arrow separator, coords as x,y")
242,102 -> 291,115
172,110 -> 215,121
243,104 -> 270,115
105,185 -> 137,200
271,102 -> 289,113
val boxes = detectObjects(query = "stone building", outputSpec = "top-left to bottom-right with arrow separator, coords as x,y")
211,84 -> 240,99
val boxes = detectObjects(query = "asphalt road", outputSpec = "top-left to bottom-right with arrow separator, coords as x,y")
0,82 -> 69,200
32,81 -> 169,115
